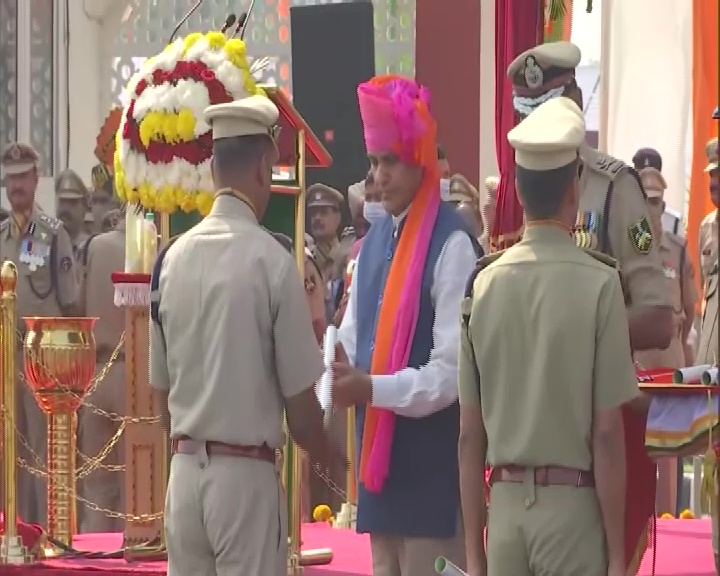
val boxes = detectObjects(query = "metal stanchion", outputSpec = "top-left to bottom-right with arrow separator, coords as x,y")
0,261 -> 28,564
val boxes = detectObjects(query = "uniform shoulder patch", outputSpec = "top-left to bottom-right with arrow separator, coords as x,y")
0,219 -> 9,232
37,213 -> 62,234
583,248 -> 618,268
627,215 -> 653,255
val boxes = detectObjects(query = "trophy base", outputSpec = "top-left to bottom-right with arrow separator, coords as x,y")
333,503 -> 357,530
0,535 -> 31,564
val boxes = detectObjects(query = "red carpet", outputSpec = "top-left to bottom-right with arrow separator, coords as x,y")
0,520 -> 713,575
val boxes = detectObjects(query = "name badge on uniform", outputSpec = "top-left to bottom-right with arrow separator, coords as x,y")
573,211 -> 601,250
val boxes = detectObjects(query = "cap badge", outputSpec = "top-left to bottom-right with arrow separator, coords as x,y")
315,192 -> 322,201
9,145 -> 21,161
523,56 -> 544,90
644,158 -> 650,167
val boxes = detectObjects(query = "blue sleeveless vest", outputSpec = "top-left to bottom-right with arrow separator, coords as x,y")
354,201 -> 466,537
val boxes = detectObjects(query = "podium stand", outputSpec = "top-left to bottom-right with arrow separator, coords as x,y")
111,273 -> 166,558
262,85 -> 334,574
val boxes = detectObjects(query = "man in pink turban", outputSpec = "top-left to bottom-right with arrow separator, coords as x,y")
332,75 -> 477,575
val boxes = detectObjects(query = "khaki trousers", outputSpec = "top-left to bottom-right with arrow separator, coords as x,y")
487,482 -> 606,576
165,446 -> 287,576
369,513 -> 465,576
77,361 -> 125,532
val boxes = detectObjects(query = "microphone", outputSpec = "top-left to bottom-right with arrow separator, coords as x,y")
231,12 -> 247,38
221,13 -> 236,33
168,0 -> 204,44
240,0 -> 257,40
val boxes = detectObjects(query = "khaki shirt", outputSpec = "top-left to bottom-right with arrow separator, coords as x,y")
634,232 -> 696,369
577,146 -> 670,312
459,225 -> 639,470
699,209 -> 718,287
81,230 -> 124,355
72,231 -> 90,260
0,205 -> 79,321
150,195 -> 324,448
697,260 -> 719,365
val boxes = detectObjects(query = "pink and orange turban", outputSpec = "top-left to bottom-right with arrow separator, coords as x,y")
357,75 -> 437,170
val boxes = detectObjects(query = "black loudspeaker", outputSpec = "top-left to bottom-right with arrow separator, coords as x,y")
290,2 -> 375,195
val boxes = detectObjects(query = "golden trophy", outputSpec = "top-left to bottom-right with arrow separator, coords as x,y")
22,316 -> 97,550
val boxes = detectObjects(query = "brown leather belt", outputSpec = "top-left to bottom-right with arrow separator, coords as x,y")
172,436 -> 275,464
490,465 -> 595,488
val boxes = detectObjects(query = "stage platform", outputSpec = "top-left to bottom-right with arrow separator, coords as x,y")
0,520 -> 714,575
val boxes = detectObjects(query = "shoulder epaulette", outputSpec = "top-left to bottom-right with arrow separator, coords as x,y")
37,213 -> 62,234
340,226 -> 355,240
586,151 -> 628,182
0,219 -> 9,232
583,248 -> 618,268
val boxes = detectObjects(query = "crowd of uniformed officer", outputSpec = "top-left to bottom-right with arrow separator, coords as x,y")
0,142 -> 125,531
0,37 -> 718,576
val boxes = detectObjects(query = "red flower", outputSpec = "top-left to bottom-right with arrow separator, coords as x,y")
124,58 -> 233,167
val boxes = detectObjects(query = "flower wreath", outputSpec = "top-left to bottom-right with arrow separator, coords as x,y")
114,31 -> 265,216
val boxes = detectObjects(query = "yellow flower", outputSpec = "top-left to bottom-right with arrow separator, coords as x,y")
196,192 -> 214,216
679,509 -> 695,519
659,512 -> 674,519
313,504 -> 332,522
176,109 -> 196,142
205,31 -> 226,50
182,32 -> 203,55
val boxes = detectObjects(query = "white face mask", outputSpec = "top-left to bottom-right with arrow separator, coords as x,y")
363,201 -> 387,225
440,178 -> 451,201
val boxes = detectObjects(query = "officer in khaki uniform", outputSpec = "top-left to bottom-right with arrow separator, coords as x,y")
78,208 -> 125,532
634,167 -> 697,518
697,134 -> 720,570
150,96 -> 338,576
55,168 -> 90,259
699,137 -> 718,288
634,167 -> 697,369
0,142 -> 79,526
508,41 -> 673,351
307,183 -> 354,319
458,98 -> 639,576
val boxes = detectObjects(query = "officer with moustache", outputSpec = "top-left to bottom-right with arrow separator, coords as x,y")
307,183 -> 353,320
0,142 -> 79,526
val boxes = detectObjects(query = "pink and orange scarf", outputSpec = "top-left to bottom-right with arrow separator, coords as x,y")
356,76 -> 441,493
